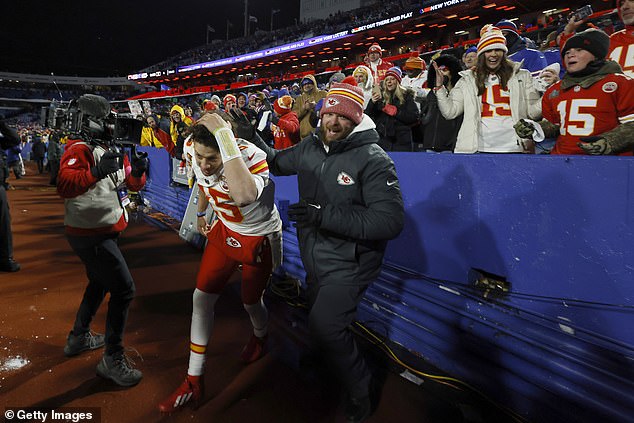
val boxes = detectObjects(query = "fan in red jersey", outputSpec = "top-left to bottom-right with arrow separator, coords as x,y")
609,0 -> 634,78
515,28 -> 634,155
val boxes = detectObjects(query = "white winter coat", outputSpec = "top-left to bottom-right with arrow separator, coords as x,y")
436,61 -> 542,153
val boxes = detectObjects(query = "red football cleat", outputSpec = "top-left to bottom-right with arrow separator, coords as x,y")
158,375 -> 203,413
240,334 -> 267,363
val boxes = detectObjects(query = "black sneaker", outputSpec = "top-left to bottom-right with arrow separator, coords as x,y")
0,258 -> 20,272
96,352 -> 143,387
345,395 -> 371,423
64,331 -> 105,357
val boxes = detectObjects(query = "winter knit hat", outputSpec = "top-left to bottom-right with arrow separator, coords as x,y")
273,95 -> 293,116
384,66 -> 403,83
539,62 -> 561,77
368,43 -> 383,55
210,95 -> 221,105
223,94 -> 236,109
561,28 -> 610,60
328,72 -> 346,85
202,99 -> 218,112
341,76 -> 357,86
495,19 -> 519,36
320,82 -> 364,125
477,25 -> 509,56
464,46 -> 477,55
403,53 -> 426,70
353,65 -> 370,78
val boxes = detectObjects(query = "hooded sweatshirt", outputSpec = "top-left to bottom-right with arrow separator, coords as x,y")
292,74 -> 327,139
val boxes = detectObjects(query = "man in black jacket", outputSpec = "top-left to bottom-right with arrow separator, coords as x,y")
0,120 -> 21,272
246,81 -> 404,423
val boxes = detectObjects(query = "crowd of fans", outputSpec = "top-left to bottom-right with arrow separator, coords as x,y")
4,1 -> 634,193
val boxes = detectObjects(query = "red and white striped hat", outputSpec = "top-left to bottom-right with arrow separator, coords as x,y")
477,25 -> 508,57
320,81 -> 364,125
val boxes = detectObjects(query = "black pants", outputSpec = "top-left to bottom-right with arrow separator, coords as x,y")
307,281 -> 371,399
67,233 -> 135,356
35,158 -> 44,174
0,185 -> 13,261
49,160 -> 60,185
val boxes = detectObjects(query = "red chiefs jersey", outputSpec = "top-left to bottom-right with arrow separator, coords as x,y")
184,138 -> 281,236
609,27 -> 634,78
542,74 -> 634,155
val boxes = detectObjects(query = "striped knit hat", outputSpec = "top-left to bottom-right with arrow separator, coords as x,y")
477,25 -> 508,57
495,19 -> 519,36
384,66 -> 403,83
320,81 -> 364,124
273,95 -> 293,116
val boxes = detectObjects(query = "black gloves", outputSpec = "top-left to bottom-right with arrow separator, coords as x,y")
271,114 -> 280,125
131,154 -> 148,177
91,151 -> 123,179
288,200 -> 323,228
578,136 -> 612,155
228,108 -> 255,140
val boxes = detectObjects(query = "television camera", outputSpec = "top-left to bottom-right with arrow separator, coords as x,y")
43,94 -> 143,147
42,94 -> 146,163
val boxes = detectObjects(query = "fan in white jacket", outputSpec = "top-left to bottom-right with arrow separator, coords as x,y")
434,25 -> 542,154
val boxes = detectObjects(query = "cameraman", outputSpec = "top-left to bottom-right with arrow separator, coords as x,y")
0,119 -> 21,272
57,94 -> 147,387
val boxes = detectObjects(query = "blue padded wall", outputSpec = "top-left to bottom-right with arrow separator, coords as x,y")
268,153 -> 634,423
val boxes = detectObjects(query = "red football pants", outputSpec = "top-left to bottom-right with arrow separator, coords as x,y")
196,221 -> 272,305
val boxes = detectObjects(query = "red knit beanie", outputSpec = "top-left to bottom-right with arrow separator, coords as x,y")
273,95 -> 293,116
320,82 -> 364,124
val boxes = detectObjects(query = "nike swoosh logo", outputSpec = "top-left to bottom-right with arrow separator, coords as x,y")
247,153 -> 256,161
387,180 -> 398,186
309,203 -> 321,209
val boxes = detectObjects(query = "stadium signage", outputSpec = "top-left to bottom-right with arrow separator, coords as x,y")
127,1 -> 465,80
420,0 -> 469,13
177,31 -> 352,73
351,12 -> 413,33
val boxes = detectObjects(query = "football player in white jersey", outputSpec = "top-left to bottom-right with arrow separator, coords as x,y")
158,113 -> 282,413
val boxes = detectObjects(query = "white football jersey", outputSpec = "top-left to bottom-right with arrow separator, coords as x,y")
184,137 -> 282,236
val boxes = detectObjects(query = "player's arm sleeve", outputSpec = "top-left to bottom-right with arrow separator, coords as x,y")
248,132 -> 301,177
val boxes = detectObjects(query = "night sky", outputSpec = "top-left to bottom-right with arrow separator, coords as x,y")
0,0 -> 299,78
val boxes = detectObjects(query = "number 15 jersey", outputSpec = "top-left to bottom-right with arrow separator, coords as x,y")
184,137 -> 282,236
542,73 -> 634,155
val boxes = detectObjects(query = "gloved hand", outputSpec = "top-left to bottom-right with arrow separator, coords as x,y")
382,104 -> 398,117
578,136 -> 612,155
271,114 -> 280,125
131,154 -> 148,177
288,200 -> 323,228
514,119 -> 536,139
91,151 -> 123,179
228,107 -> 255,140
